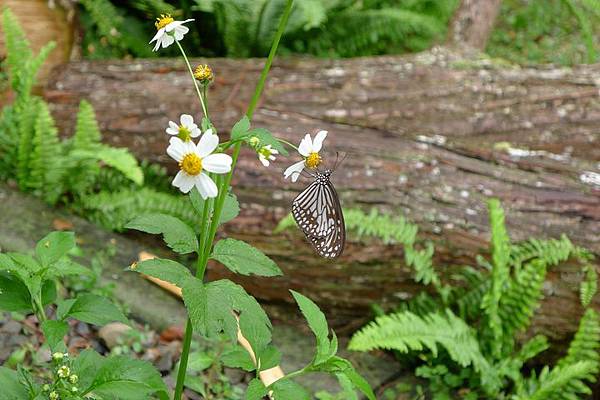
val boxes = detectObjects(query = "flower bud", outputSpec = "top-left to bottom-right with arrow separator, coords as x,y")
193,64 -> 214,85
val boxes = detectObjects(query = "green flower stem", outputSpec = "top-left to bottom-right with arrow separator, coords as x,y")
276,137 -> 298,151
175,40 -> 209,120
173,2 -> 293,398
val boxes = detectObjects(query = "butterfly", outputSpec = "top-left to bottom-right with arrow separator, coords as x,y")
291,160 -> 346,259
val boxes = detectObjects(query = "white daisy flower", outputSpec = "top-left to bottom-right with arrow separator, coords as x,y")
150,14 -> 194,52
283,130 -> 327,182
165,114 -> 201,141
167,130 -> 232,199
258,145 -> 279,167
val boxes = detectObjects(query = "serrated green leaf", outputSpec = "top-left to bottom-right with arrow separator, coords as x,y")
182,278 -> 272,356
246,378 -> 268,400
231,116 -> 251,140
35,231 -> 75,266
247,128 -> 288,156
187,351 -> 214,372
48,259 -> 92,279
257,345 -> 281,371
126,213 -> 198,254
41,320 -> 68,352
211,239 -> 282,277
131,258 -> 191,287
83,356 -> 168,400
221,345 -> 256,371
0,367 -> 29,399
0,271 -> 54,312
271,380 -> 310,400
310,357 -> 375,400
189,190 -> 239,225
65,294 -> 128,326
291,290 -> 332,365
73,349 -> 105,391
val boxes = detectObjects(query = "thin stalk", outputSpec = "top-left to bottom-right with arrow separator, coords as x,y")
175,40 -> 209,118
173,2 -> 293,397
276,137 -> 298,151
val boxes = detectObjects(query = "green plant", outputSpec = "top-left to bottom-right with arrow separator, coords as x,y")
348,199 -> 599,399
0,231 -> 169,399
487,0 -> 600,65
122,2 -> 375,399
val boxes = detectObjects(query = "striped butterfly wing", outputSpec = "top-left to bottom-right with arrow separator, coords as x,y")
292,174 -> 345,258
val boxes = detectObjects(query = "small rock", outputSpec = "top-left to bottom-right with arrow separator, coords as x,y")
75,322 -> 91,337
98,323 -> 132,349
68,336 -> 88,352
1,320 -> 22,334
155,341 -> 181,372
160,325 -> 184,342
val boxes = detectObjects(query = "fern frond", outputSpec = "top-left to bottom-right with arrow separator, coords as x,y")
29,101 -> 65,204
15,95 -> 42,188
481,199 -> 512,358
580,265 -> 598,307
557,308 -> 600,374
129,0 -> 176,15
73,100 -> 102,150
79,0 -> 123,43
349,309 -> 488,371
515,361 -> 597,400
496,260 -> 547,355
1,8 -> 31,90
79,188 -> 196,231
510,234 -> 589,270
303,8 -> 444,57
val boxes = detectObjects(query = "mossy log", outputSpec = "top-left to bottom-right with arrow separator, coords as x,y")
43,49 -> 600,339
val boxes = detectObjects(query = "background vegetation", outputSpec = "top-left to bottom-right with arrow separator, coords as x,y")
78,0 -> 600,64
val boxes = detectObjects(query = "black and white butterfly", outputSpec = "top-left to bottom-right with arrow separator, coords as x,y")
291,160 -> 346,259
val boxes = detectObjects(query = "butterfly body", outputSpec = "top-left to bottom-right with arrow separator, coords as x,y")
292,169 -> 345,258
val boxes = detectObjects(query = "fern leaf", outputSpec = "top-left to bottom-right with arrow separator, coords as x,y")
73,100 -> 102,149
580,265 -> 598,307
79,188 -> 197,231
29,101 -> 65,204
481,198 -> 512,358
510,234 -> 588,270
557,308 -> 600,374
349,309 -> 487,371
516,361 -> 597,400
1,8 -> 31,90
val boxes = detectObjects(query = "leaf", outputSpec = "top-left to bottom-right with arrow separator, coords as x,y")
48,259 -> 92,279
247,128 -> 288,156
131,258 -> 191,287
187,351 -> 214,372
0,271 -> 34,312
580,264 -> 598,307
64,294 -> 128,326
290,290 -> 333,365
83,356 -> 168,400
246,378 -> 268,400
230,115 -> 250,140
257,345 -> 281,371
71,146 -> 144,185
0,367 -> 29,399
271,380 -> 310,400
182,278 -> 272,356
189,190 -> 239,225
126,213 -> 198,254
73,348 -> 105,391
211,239 -> 282,277
41,320 -> 68,352
35,231 -> 75,266
309,356 -> 375,400
221,345 -> 255,371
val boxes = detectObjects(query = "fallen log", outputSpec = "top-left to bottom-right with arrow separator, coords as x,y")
43,48 -> 600,339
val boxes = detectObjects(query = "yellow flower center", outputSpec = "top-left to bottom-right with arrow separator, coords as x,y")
193,64 -> 214,84
155,14 -> 174,30
305,152 -> 322,169
180,153 -> 202,175
178,125 -> 191,141
259,147 -> 272,158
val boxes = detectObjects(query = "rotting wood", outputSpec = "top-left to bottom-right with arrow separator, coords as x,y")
43,49 -> 600,339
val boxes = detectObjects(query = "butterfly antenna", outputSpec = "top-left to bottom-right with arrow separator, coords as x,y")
332,152 -> 348,171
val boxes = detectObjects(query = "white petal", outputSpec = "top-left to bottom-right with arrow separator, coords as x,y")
284,160 -> 305,182
173,26 -> 189,41
189,127 -> 201,138
165,19 -> 194,32
166,127 -> 178,136
180,114 -> 194,128
312,130 -> 328,153
203,153 -> 232,174
195,173 -> 218,199
152,39 -> 161,52
149,28 -> 165,44
298,134 -> 312,157
197,130 -> 219,157
161,35 -> 175,49
259,154 -> 269,167
167,137 -> 187,162
172,171 -> 195,193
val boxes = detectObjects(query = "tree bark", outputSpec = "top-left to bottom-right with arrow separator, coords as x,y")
43,51 -> 600,339
447,0 -> 502,50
